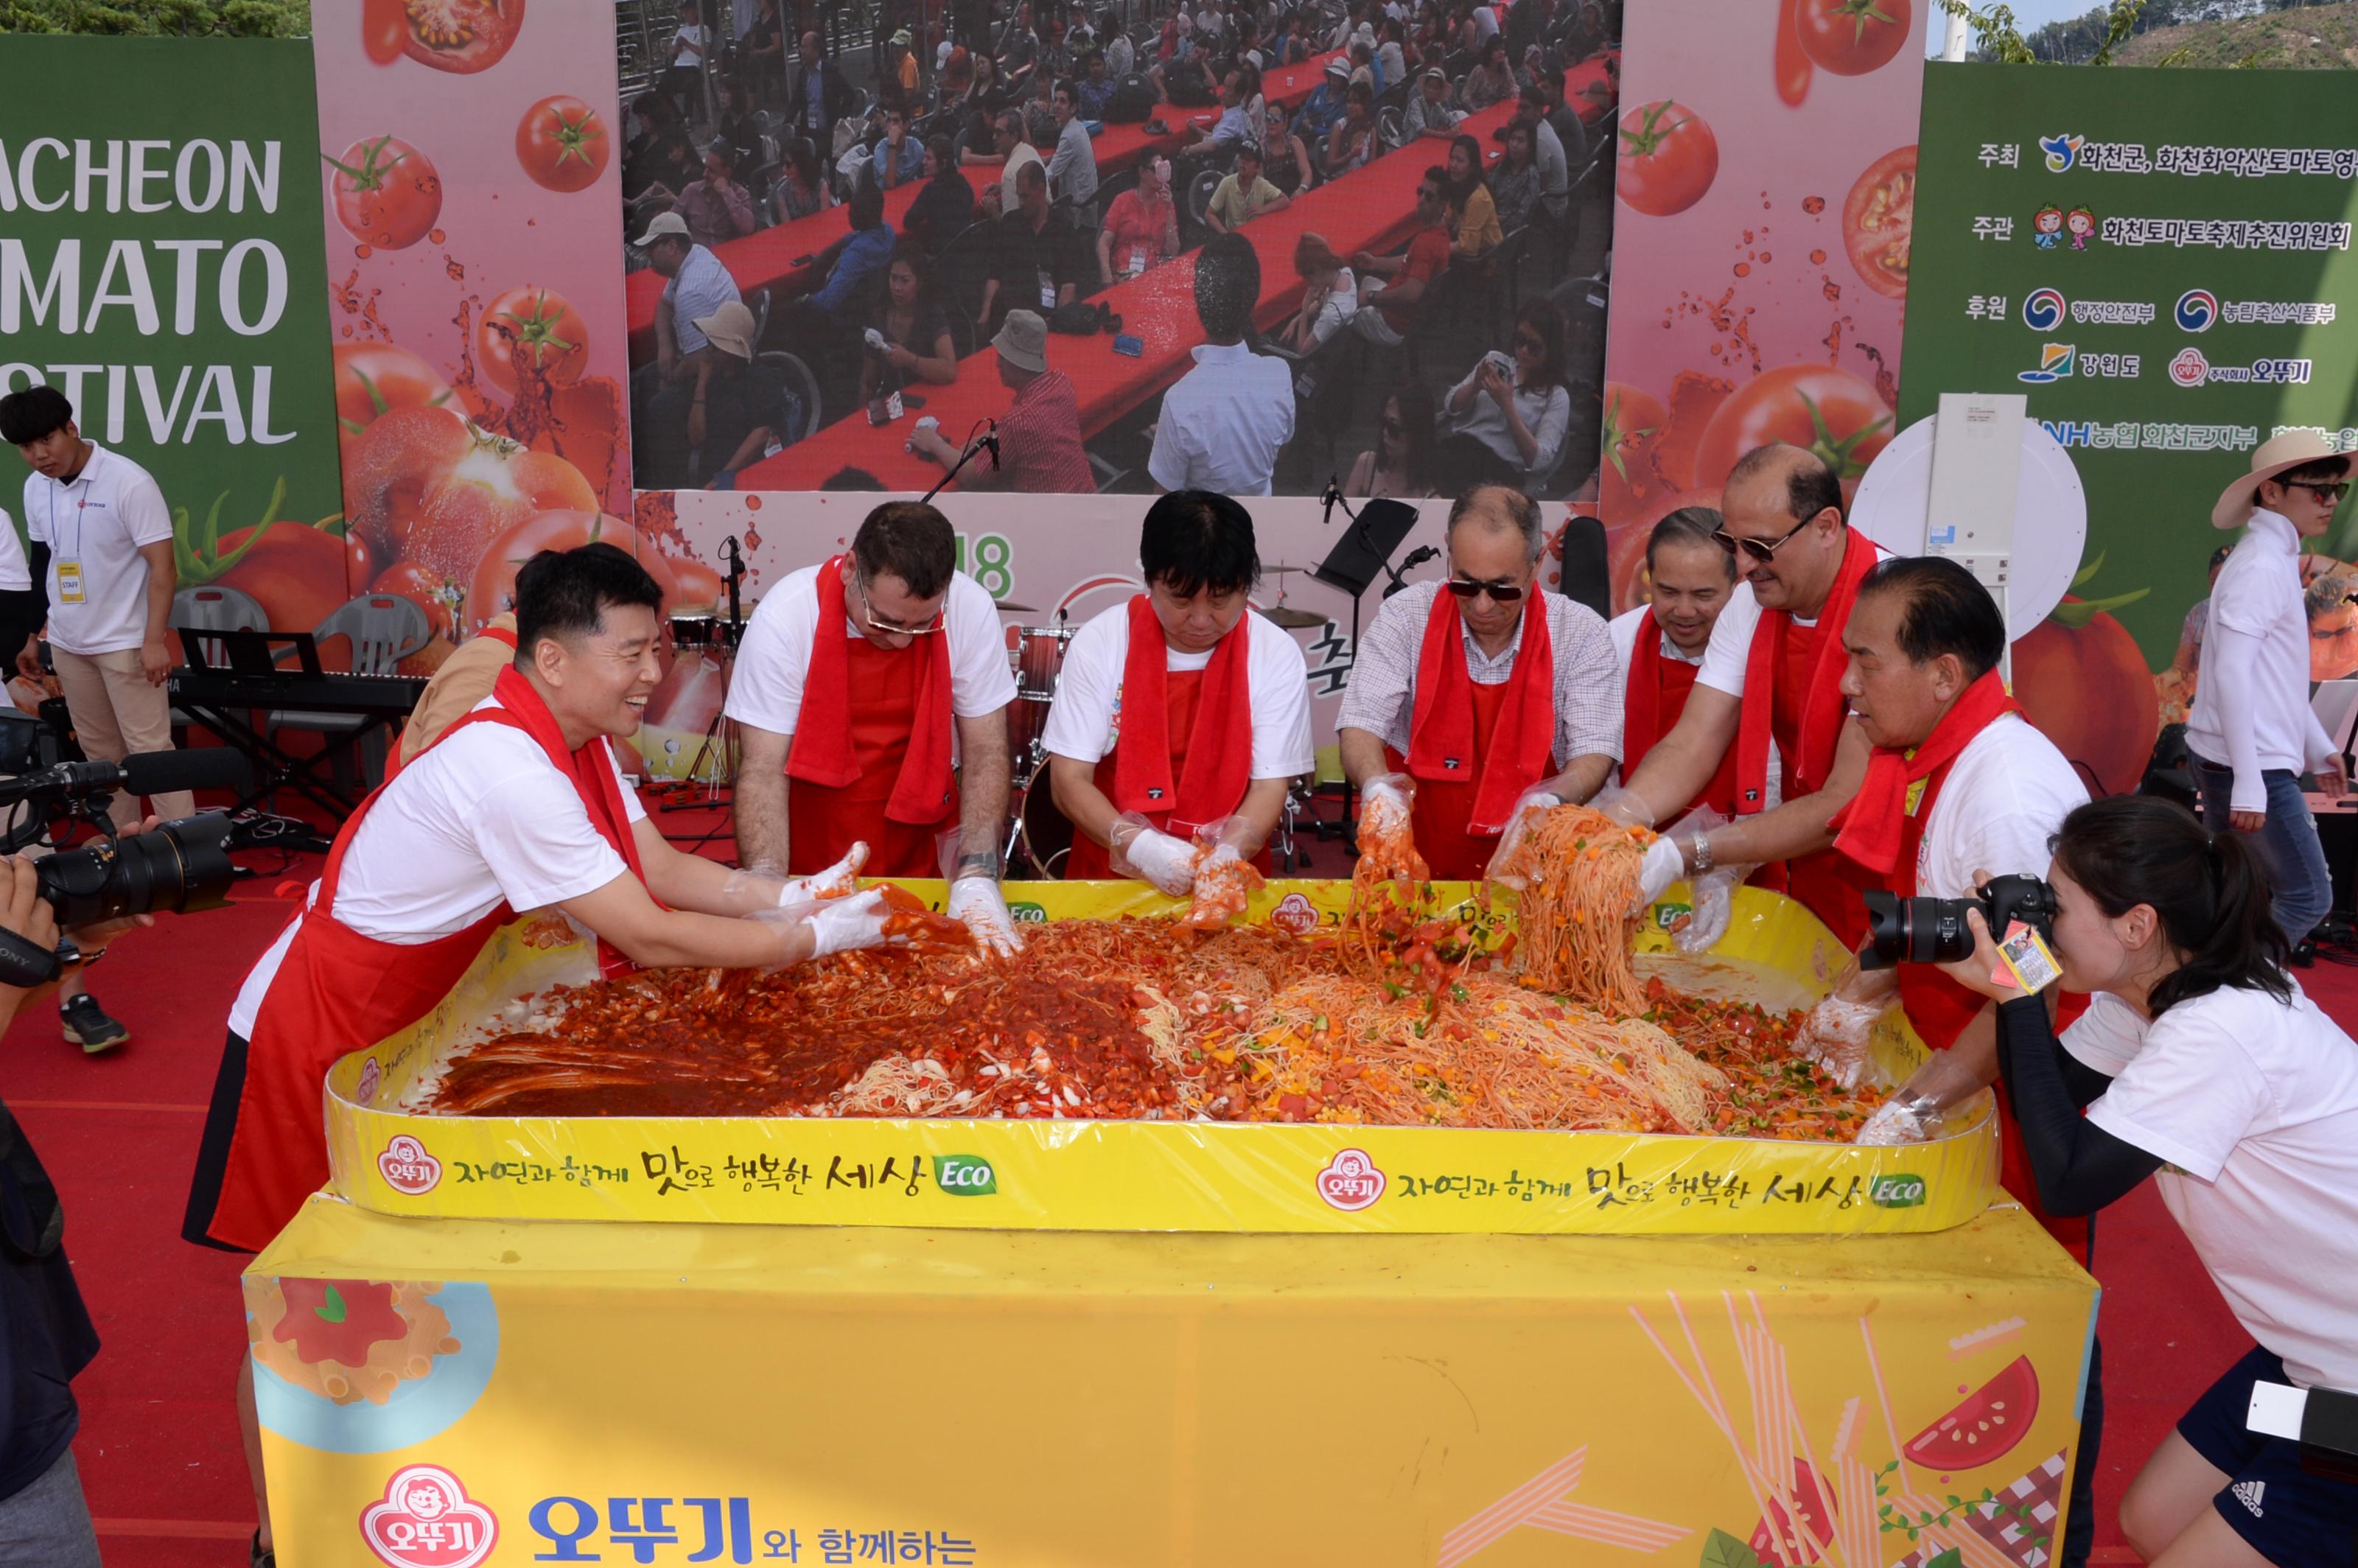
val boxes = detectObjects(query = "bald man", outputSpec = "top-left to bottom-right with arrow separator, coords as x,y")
1612,445 -> 1886,945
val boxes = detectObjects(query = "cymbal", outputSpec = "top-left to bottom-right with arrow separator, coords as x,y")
1262,563 -> 1312,574
994,600 -> 1040,612
1261,606 -> 1329,629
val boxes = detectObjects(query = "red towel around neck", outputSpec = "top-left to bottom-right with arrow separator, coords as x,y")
1404,585 -> 1554,836
786,556 -> 956,825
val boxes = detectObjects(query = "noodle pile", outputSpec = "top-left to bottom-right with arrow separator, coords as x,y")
1493,803 -> 1654,1015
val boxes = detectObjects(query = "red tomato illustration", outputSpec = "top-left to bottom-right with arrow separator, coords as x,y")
463,510 -> 681,629
346,408 -> 600,583
476,287 -> 590,395
1616,100 -> 1718,217
326,135 -> 441,251
1843,145 -> 1916,301
1796,0 -> 1912,75
400,0 -> 526,74
1692,365 -> 1893,497
517,95 -> 610,193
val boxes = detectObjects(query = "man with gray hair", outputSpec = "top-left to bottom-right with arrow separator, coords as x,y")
2189,430 -> 2353,948
1337,483 -> 1620,880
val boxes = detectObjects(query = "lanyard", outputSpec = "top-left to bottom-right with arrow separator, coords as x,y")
46,466 -> 87,560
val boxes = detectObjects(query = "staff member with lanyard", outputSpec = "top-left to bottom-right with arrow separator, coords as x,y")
727,503 -> 1024,955
188,545 -> 900,1564
1040,490 -> 1313,892
1611,444 -> 1884,948
1809,557 -> 2101,1568
0,385 -> 191,1052
1935,795 -> 2358,1568
1337,484 -> 1620,881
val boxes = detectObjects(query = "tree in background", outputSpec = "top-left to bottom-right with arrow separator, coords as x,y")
0,0 -> 308,32
1944,0 -> 2354,64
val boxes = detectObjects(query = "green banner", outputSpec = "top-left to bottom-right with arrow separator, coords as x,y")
1903,62 -> 2358,790
0,36 -> 340,557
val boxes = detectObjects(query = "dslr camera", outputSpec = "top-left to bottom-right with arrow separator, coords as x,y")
1859,874 -> 2057,970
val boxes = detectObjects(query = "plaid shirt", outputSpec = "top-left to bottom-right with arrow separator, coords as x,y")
1336,580 -> 1622,764
979,368 -> 1095,493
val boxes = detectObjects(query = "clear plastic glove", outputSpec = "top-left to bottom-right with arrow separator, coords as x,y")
1634,836 -> 1685,911
947,875 -> 1025,957
791,887 -> 895,959
1360,773 -> 1413,837
1483,784 -> 1561,888
1108,813 -> 1200,897
1853,1092 -> 1940,1146
1183,828 -> 1264,929
1591,785 -> 1656,831
1795,995 -> 1887,1089
1674,867 -> 1742,953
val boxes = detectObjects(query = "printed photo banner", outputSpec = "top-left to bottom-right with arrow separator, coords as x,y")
1595,0 -> 1923,590
0,35 -> 342,594
1902,61 -> 2358,793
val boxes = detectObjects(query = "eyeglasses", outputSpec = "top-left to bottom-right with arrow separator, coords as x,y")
1712,513 -> 1816,564
1446,575 -> 1525,603
853,573 -> 945,637
2287,480 -> 2351,503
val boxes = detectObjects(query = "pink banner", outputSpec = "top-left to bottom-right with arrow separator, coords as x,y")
312,0 -> 648,673
1597,0 -> 1921,605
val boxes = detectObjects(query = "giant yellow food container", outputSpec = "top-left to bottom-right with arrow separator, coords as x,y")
321,881 -> 1999,1236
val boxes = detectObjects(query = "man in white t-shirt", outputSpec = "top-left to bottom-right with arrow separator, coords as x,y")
1042,491 -> 1312,892
726,503 -> 1024,953
1147,231 -> 1294,497
187,544 -> 904,1561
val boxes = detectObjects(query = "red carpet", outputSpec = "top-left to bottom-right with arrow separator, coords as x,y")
0,805 -> 2329,1564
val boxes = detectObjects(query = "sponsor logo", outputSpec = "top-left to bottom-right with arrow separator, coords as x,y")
2038,132 -> 2084,172
2018,343 -> 2076,384
1268,891 -> 1320,936
360,1465 -> 498,1568
936,1155 -> 998,1195
2021,287 -> 2065,330
2169,347 -> 2210,388
1005,901 -> 1049,924
2232,1480 -> 2265,1517
354,1056 -> 383,1106
1869,1175 -> 1928,1209
2175,288 -> 2219,332
2169,348 -> 2312,386
377,1135 -> 441,1196
1315,1148 -> 1387,1211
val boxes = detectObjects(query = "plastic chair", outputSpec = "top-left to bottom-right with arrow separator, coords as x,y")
169,586 -> 268,727
268,594 -> 432,791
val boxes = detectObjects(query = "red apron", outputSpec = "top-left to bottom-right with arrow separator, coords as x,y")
1388,679 -> 1534,881
1068,668 -> 1274,878
786,633 -> 956,877
1621,607 -> 1736,819
201,678 -> 644,1251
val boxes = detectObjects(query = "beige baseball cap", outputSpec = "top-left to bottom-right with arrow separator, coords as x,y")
633,211 -> 691,248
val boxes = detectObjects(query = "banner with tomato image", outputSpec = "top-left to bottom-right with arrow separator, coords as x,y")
1596,0 -> 1921,603
0,36 -> 344,631
1902,63 -> 2358,796
309,0 -> 718,680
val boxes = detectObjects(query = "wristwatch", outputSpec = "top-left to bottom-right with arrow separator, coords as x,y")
1688,830 -> 1714,875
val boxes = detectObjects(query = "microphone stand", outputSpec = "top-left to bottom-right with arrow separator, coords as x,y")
923,425 -> 998,503
659,533 -> 751,839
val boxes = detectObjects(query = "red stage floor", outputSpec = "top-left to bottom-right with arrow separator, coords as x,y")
0,808 -> 2288,1564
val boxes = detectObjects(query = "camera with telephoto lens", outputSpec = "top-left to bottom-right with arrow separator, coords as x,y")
1858,875 -> 2057,971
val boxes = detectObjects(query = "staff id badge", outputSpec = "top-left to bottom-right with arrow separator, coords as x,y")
1038,268 -> 1058,309
1127,244 -> 1150,278
54,559 -> 85,604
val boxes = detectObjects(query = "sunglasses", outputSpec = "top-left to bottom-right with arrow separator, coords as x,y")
1514,332 -> 1543,352
1712,512 -> 1816,564
1446,575 -> 1525,603
853,573 -> 945,637
2287,480 -> 2351,503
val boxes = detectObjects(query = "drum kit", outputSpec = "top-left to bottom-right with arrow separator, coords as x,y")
997,568 -> 1326,879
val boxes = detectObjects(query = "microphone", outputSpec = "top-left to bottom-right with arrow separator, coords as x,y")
979,427 -> 1001,469
120,748 -> 253,802
1398,544 -> 1439,572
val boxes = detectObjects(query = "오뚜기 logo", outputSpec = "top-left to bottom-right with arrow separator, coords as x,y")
1315,1148 -> 1387,1211
1268,891 -> 1319,935
2021,288 -> 2065,331
378,1135 -> 442,1195
2169,347 -> 2211,388
2175,289 -> 2219,332
360,1465 -> 498,1568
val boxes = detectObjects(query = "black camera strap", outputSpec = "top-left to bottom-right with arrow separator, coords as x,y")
0,1097 -> 66,1261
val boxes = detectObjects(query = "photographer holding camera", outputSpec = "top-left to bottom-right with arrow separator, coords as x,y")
1934,795 -> 2358,1567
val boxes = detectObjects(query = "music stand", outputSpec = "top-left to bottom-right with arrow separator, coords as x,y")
1311,497 -> 1420,849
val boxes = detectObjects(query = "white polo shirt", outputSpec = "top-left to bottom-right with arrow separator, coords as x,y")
1147,342 -> 1296,497
228,695 -> 648,1035
21,444 -> 173,655
0,508 -> 29,593
2185,508 -> 2337,812
724,564 -> 1017,737
1040,602 -> 1315,781
1911,713 -> 2086,898
2065,981 -> 2358,1390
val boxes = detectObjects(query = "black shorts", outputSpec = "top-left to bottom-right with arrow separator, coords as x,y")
2178,1344 -> 2358,1567
180,1029 -> 254,1253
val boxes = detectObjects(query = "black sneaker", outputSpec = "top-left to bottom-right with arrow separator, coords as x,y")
59,993 -> 129,1054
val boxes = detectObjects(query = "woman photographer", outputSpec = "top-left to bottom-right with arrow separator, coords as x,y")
1938,794 -> 2358,1568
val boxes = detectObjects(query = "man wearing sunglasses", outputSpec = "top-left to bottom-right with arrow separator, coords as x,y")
2187,430 -> 2353,950
1041,491 -> 1314,893
1336,484 -> 1620,879
1609,444 -> 1886,947
727,503 -> 1027,956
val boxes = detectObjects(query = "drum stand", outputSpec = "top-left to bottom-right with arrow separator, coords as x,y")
657,537 -> 749,847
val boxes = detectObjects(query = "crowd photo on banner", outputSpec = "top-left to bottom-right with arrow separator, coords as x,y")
10,3 -> 2358,1568
620,0 -> 1623,495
